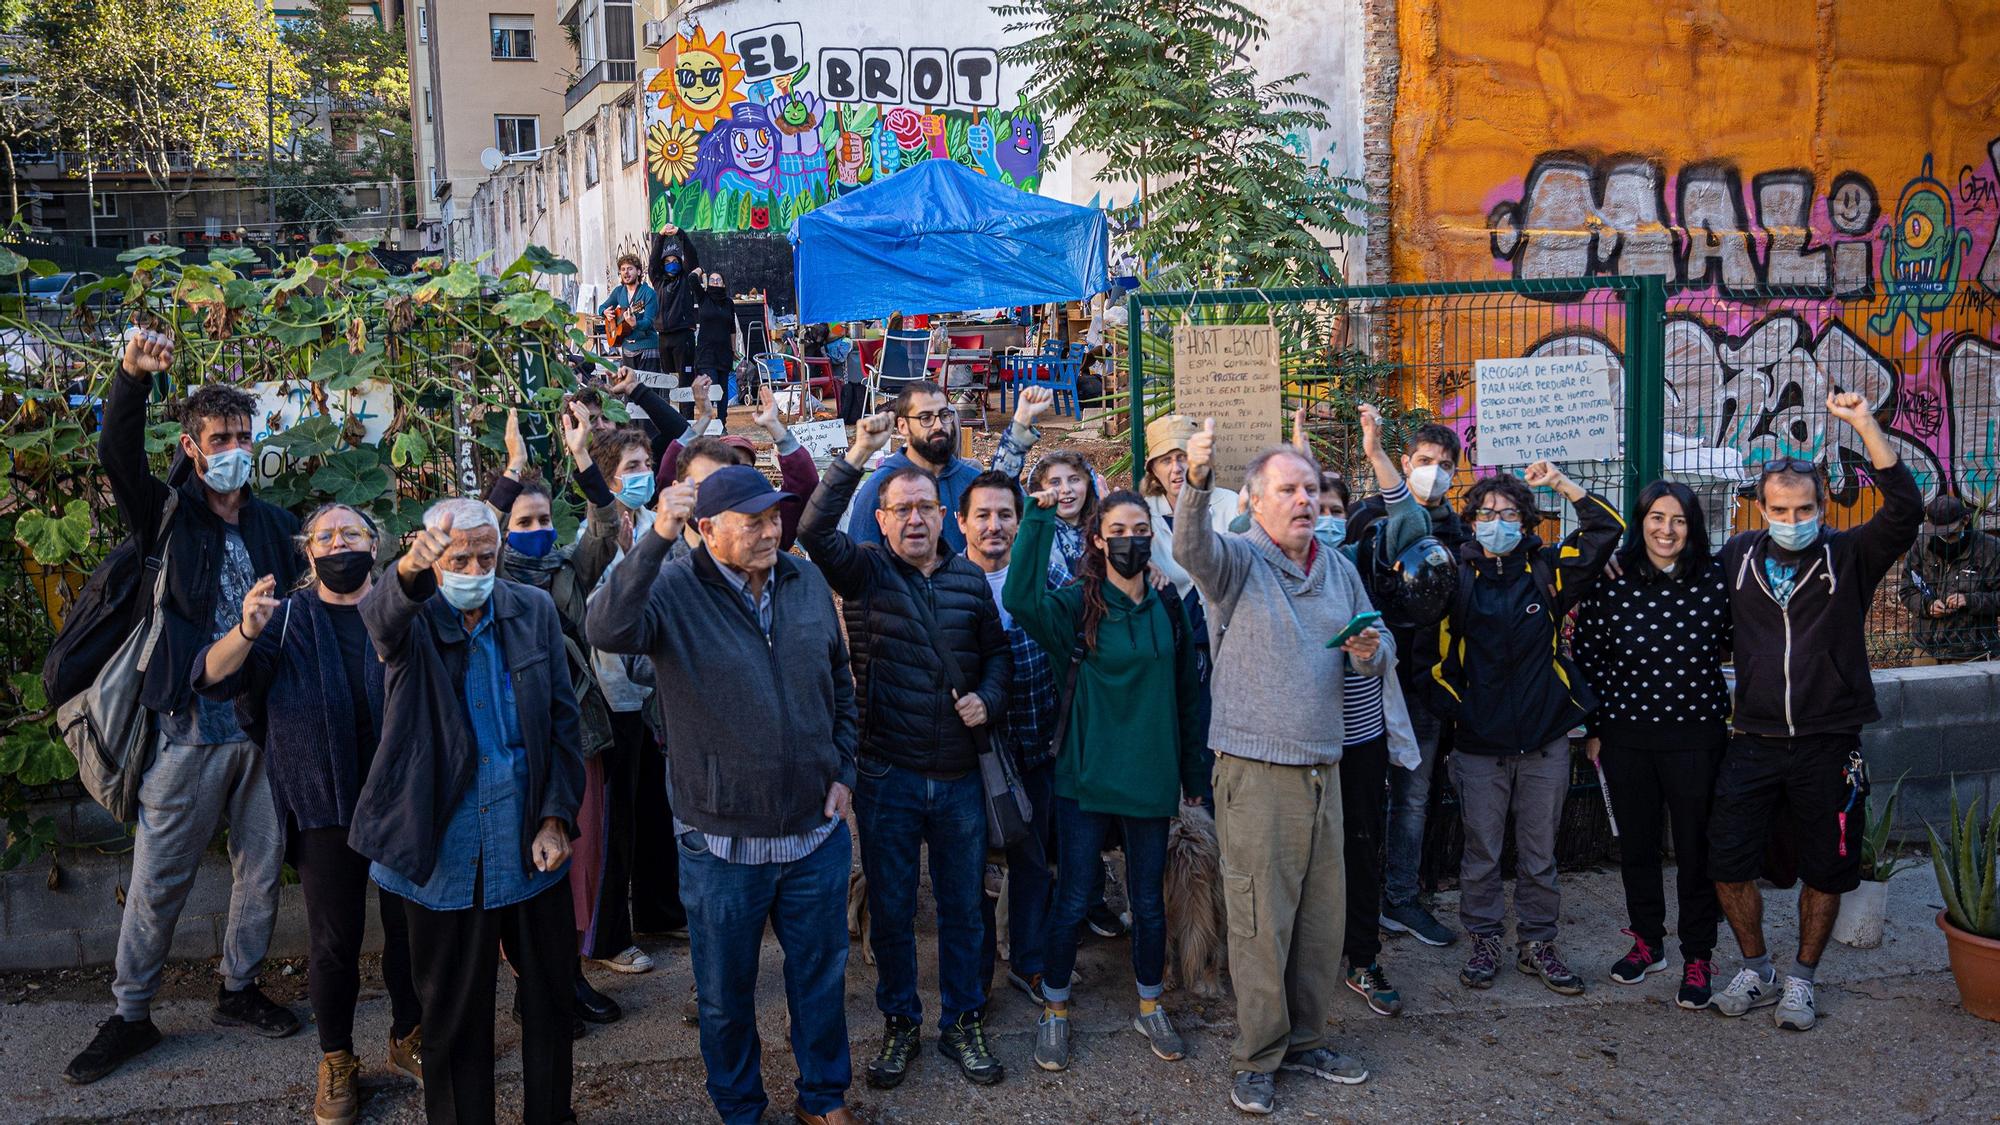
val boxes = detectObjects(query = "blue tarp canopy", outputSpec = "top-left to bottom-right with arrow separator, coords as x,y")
789,159 -> 1109,325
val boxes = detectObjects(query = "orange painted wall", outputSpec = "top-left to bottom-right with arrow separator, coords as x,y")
1391,0 -> 2000,285
1385,0 -> 2000,523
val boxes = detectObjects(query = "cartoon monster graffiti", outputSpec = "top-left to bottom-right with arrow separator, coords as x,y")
770,89 -> 827,198
693,103 -> 779,194
648,27 -> 746,131
1870,155 -> 1975,337
993,98 -> 1043,187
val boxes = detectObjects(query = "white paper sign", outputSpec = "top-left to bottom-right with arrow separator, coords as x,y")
666,384 -> 726,403
249,379 -> 395,484
792,418 -> 849,465
1473,354 -> 1616,466
701,419 -> 724,436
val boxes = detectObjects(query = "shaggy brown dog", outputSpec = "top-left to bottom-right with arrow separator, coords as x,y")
1163,802 -> 1227,999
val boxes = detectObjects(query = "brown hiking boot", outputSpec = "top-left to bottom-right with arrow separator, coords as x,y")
314,1050 -> 362,1125
387,1026 -> 424,1086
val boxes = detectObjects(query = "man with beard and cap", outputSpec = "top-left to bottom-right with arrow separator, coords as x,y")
647,222 -> 704,413
799,411 -> 1013,1091
1898,494 -> 2000,663
1344,421 -> 1467,950
846,382 -> 984,554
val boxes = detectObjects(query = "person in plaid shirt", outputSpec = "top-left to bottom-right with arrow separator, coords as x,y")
959,470 -> 1063,1006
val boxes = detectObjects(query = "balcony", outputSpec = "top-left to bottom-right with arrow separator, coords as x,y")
564,58 -> 636,112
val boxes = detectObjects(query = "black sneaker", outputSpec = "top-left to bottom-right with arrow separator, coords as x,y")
1678,957 -> 1715,1010
1086,902 -> 1128,939
938,1012 -> 1005,1085
212,983 -> 301,1038
866,1015 -> 920,1089
64,1015 -> 162,1085
1609,929 -> 1667,985
574,973 -> 623,1024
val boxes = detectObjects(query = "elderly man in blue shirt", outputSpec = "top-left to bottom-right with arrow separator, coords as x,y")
355,498 -> 584,1125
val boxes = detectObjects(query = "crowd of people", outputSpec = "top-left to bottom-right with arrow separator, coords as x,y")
61,312 -> 1958,1122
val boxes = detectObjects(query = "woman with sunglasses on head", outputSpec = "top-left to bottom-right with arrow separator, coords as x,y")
1572,481 -> 1731,1010
193,503 -> 423,1125
1427,462 -> 1623,998
1003,487 -> 1207,1074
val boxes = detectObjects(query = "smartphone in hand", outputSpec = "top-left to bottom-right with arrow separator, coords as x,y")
1325,610 -> 1384,648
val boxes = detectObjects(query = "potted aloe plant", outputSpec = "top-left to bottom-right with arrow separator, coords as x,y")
1834,776 -> 1918,948
1927,789 -> 2000,1022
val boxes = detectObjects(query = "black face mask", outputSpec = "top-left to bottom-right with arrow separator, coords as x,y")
1105,535 -> 1153,579
1930,531 -> 1967,557
314,550 -> 374,595
707,283 -> 727,297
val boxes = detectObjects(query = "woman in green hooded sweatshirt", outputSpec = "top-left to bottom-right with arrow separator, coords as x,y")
1004,487 -> 1208,1074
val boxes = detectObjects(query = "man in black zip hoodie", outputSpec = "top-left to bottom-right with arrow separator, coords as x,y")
646,223 -> 703,409
1707,392 -> 1922,1032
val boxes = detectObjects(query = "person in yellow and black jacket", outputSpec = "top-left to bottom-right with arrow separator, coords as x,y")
1426,461 -> 1623,998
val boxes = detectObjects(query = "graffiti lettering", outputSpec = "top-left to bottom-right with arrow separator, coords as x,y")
1489,152 -> 1877,297
1523,316 -> 1945,503
1943,333 -> 2000,499
1980,138 -> 2000,296
649,26 -> 1040,234
1959,163 -> 1997,215
735,23 -> 804,82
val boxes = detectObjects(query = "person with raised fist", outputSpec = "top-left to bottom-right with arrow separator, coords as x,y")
66,328 -> 304,1087
1171,420 -> 1386,1115
356,498 -> 584,1125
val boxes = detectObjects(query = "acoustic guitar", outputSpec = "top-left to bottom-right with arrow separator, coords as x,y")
602,305 -> 632,350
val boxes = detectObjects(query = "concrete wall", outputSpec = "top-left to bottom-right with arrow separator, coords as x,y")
1861,662 -> 2000,836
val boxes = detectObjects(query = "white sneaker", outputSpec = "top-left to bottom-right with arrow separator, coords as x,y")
1774,976 -> 1817,1031
1710,967 -> 1778,1017
593,946 -> 654,974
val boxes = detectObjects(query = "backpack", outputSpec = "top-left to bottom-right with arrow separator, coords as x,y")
42,494 -> 178,709
53,492 -> 179,822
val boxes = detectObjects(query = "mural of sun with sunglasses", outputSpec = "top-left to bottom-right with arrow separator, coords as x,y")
646,26 -> 745,132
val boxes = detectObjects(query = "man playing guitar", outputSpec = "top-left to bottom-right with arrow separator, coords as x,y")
597,253 -> 658,369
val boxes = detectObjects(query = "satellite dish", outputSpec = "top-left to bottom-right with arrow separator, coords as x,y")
479,147 -> 505,172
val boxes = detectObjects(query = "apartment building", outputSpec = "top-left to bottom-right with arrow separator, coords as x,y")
406,0 -> 567,254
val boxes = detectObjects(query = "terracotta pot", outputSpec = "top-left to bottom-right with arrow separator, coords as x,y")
1938,910 -> 2000,1022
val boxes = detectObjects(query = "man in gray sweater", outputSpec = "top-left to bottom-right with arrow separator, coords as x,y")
1173,420 -> 1390,1117
587,466 -> 862,1125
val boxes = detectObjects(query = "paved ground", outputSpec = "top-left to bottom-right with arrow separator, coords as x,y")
3,864 -> 1995,1123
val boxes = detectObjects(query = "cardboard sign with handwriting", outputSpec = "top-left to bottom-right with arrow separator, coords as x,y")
792,419 -> 849,465
1473,354 -> 1616,466
1172,324 -> 1282,488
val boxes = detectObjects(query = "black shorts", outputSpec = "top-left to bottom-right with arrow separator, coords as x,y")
1707,732 -> 1866,894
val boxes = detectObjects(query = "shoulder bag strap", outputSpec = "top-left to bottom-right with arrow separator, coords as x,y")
134,491 -> 180,674
891,564 -> 989,751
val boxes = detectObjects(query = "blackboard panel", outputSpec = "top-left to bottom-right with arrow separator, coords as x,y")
692,231 -> 797,317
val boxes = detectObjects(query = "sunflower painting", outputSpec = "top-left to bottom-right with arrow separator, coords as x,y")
648,122 -> 699,186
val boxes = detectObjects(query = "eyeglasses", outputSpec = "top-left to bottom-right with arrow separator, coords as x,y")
1473,508 -> 1524,524
309,527 -> 376,548
1759,459 -> 1820,476
902,410 -> 954,429
885,502 -> 942,521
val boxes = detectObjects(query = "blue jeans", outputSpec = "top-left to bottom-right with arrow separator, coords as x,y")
678,822 -> 852,1123
1043,797 -> 1168,1003
1383,703 -> 1443,908
981,759 -> 1054,991
855,759 -> 987,1028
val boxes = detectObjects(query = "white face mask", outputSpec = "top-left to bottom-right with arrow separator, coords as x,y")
201,447 -> 254,493
1408,463 -> 1452,506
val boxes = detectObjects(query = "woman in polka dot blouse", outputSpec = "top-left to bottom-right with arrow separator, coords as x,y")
1572,480 -> 1732,1011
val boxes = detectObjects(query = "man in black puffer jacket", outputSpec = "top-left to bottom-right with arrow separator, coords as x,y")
646,224 -> 703,400
799,411 -> 1012,1092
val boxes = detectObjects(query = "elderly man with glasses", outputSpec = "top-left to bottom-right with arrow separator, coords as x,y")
799,411 -> 1014,1092
845,381 -> 984,553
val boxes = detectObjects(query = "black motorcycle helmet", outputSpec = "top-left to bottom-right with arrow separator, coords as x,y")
1363,530 -> 1458,629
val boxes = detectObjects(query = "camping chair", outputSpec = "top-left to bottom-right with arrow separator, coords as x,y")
866,329 -> 933,411
755,352 -> 833,417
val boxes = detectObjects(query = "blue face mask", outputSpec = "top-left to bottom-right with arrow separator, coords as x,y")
664,260 -> 683,277
616,471 -> 656,510
507,528 -> 557,558
437,568 -> 494,611
1767,516 -> 1820,552
1475,519 -> 1523,556
200,446 -> 254,493
1316,515 -> 1347,541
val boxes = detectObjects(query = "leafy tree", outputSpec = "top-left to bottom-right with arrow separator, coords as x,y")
997,0 -> 1368,288
274,0 -> 415,239
21,0 -> 308,239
